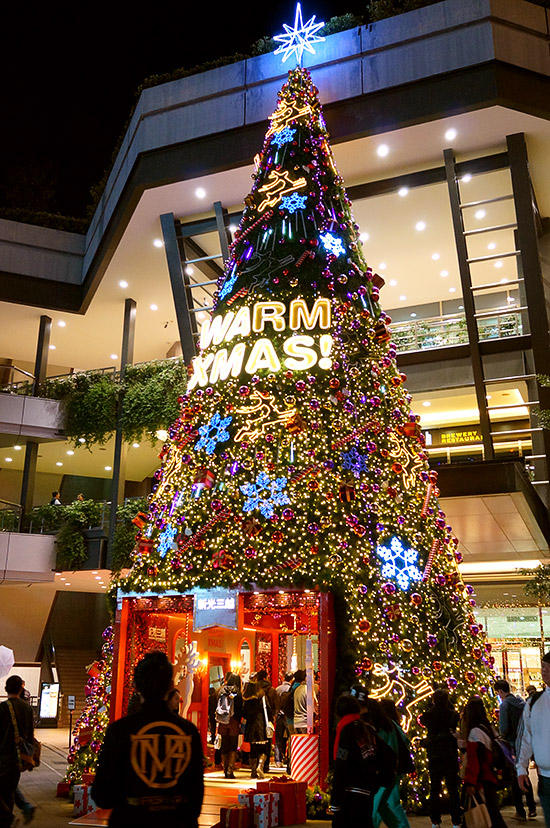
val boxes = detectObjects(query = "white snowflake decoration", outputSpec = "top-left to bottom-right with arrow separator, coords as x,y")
281,193 -> 308,213
320,231 -> 346,257
195,411 -> 233,455
376,536 -> 423,590
158,525 -> 178,558
240,471 -> 290,519
274,3 -> 325,65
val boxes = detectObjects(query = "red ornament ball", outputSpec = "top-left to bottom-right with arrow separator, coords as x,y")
465,670 -> 476,684
410,593 -> 422,606
244,547 -> 257,559
358,619 -> 371,632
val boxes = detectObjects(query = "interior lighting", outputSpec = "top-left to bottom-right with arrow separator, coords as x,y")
488,242 -> 496,250
56,462 -> 63,467
60,577 -> 66,581
57,320 -> 66,327
195,187 -> 207,199
494,261 -> 503,268
422,401 -> 431,407
449,287 -> 456,293
359,232 -> 369,243
507,296 -> 516,302
475,209 -> 486,220
378,262 -> 387,270
440,270 -> 448,277
398,187 -> 408,197
389,280 -> 397,287
445,128 -> 457,141
185,266 -> 194,276
415,221 -> 426,231
150,304 -> 158,311
13,445 -> 22,451
461,174 -> 472,183
94,575 -> 102,580
132,442 -> 140,448
66,450 -> 74,456
105,466 -> 112,471
431,253 -> 440,261
79,438 -> 86,444
64,582 -> 71,586
49,344 -> 56,350
156,430 -> 169,441
119,280 -> 128,288
500,278 -> 508,284
377,144 -> 389,157
459,559 -> 541,575
110,354 -> 118,360
229,225 -> 238,233
399,295 -> 407,301
153,239 -> 164,248
92,571 -> 98,575
410,313 -> 417,318
5,457 -> 12,463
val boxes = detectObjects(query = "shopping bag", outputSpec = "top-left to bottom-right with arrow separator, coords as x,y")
464,792 -> 492,828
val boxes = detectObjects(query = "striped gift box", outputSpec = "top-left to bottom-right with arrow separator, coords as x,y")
289,733 -> 319,786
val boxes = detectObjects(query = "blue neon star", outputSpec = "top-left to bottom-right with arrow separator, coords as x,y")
320,231 -> 346,257
240,471 -> 290,519
158,525 -> 177,558
272,127 -> 297,148
341,446 -> 369,478
195,412 -> 233,455
274,3 -> 325,65
376,537 -> 423,590
281,193 -> 308,214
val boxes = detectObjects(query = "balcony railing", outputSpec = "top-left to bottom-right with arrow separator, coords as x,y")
391,308 -> 523,353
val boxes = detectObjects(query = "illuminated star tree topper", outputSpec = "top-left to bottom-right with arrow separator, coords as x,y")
274,3 -> 325,65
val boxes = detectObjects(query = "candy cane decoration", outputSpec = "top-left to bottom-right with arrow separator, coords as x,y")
178,508 -> 231,554
226,287 -> 248,306
331,423 -> 370,451
421,483 -> 433,518
289,463 -> 319,484
295,250 -> 315,268
229,210 -> 274,249
423,539 -> 440,582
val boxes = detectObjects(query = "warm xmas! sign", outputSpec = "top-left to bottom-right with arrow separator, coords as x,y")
187,298 -> 332,390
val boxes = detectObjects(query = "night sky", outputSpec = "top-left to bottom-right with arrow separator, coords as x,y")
0,1 -> 367,218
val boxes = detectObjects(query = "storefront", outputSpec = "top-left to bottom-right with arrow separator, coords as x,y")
111,588 -> 336,784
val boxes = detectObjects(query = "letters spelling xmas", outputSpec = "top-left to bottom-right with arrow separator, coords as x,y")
187,298 -> 333,391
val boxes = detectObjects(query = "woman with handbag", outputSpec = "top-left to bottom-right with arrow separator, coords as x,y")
215,673 -> 243,779
463,696 -> 509,828
0,675 -> 36,828
242,681 -> 273,779
420,689 -> 462,828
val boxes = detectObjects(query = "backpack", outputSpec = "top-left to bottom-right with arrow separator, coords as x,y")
215,690 -> 234,724
504,699 -> 524,743
280,686 -> 295,718
480,725 -> 515,789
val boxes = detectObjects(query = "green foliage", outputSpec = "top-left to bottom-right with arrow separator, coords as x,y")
523,563 -> 550,601
111,497 -> 148,573
0,207 -> 88,234
41,371 -> 117,447
121,360 -> 188,445
306,784 -> 331,819
30,499 -> 104,571
55,523 -> 88,570
323,14 -> 363,35
367,0 -> 441,21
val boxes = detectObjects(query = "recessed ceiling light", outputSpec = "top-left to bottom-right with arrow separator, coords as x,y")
458,305 -> 464,310
78,437 -> 86,443
153,239 -> 164,248
440,270 -> 449,277
378,262 -> 387,270
431,253 -> 440,261
118,280 -> 128,288
507,296 -> 516,302
229,224 -> 238,233
449,287 -> 457,293
132,442 -> 140,448
487,242 -> 496,250
389,279 -> 397,287
445,128 -> 457,141
60,577 -> 66,581
398,187 -> 408,197
110,354 -> 118,360
13,445 -> 22,451
57,320 -> 66,328
150,304 -> 158,311
185,266 -> 194,276
475,209 -> 486,220
101,585 -> 107,589
410,312 -> 417,318
500,278 -> 508,284
64,583 -> 71,586
66,450 -> 74,456
105,465 -> 112,471
486,395 -> 492,400
5,457 -> 13,463
415,221 -> 426,231
359,232 -> 369,243
494,261 -> 503,268
195,187 -> 206,199
399,295 -> 407,301
461,174 -> 472,183
92,571 -> 98,575
49,344 -> 56,350
94,575 -> 102,580
56,462 -> 63,467
377,144 -> 389,157
422,401 -> 431,407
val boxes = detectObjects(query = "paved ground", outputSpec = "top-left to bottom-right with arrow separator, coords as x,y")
13,728 -> 545,828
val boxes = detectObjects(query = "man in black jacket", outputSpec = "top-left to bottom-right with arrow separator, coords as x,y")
0,675 -> 34,828
92,651 -> 204,828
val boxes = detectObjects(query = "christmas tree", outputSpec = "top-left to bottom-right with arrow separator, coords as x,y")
117,66 -> 494,803
64,626 -> 113,786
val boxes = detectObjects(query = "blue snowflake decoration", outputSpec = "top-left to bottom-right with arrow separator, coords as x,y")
272,127 -> 296,147
320,231 -> 346,257
274,3 -> 325,65
281,193 -> 308,214
158,525 -> 177,558
240,471 -> 290,519
195,412 -> 233,455
376,537 -> 423,590
341,446 -> 369,478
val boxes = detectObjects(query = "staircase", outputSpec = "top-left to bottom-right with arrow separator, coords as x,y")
55,648 -> 98,728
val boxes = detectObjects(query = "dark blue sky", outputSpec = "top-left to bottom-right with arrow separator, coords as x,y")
1,1 -> 366,217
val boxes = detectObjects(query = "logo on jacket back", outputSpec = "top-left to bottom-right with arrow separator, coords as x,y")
130,721 -> 192,788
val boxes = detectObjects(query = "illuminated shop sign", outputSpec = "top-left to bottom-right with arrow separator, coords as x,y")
441,429 -> 482,445
193,589 -> 239,630
187,299 -> 333,390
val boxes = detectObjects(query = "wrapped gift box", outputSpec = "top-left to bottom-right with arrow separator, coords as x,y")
255,777 -> 306,826
220,804 -> 249,828
253,792 -> 279,828
73,784 -> 97,817
82,772 -> 95,785
56,781 -> 70,797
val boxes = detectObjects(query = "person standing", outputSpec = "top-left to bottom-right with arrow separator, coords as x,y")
463,696 -> 509,828
255,670 -> 278,772
373,699 -> 411,828
293,670 -> 317,734
49,491 -> 61,505
242,681 -> 272,779
494,679 -> 536,820
419,689 -> 462,828
517,651 -> 550,828
215,674 -> 242,779
92,652 -> 204,828
0,675 -> 34,828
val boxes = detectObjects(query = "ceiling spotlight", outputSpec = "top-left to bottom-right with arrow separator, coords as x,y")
359,232 -> 369,243
461,174 -> 472,183
110,354 -> 118,360
118,280 -> 128,288
153,239 -> 164,248
132,442 -> 140,448
494,261 -> 503,269
399,295 -> 407,301
431,253 -> 440,261
195,187 -> 206,199
377,144 -> 389,157
445,128 -> 457,141
440,270 -> 449,277
13,445 -> 22,451
150,304 -> 158,311
398,187 -> 408,197
56,462 -> 63,467
228,224 -> 238,233
415,221 -> 426,231
78,438 -> 86,444
5,457 -> 13,463
500,278 -> 508,284
105,466 -> 112,471
422,401 -> 432,407
58,320 -> 66,328
66,450 -> 74,456
378,262 -> 387,270
507,296 -> 516,303
410,313 -> 417,318
185,266 -> 194,276
488,242 -> 496,250
49,344 -> 56,350
475,209 -> 486,220
156,429 -> 169,441
449,287 -> 457,293
389,279 -> 397,287
94,575 -> 102,580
